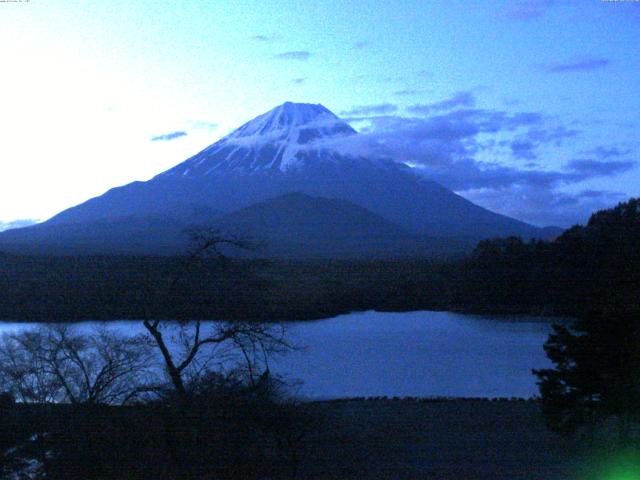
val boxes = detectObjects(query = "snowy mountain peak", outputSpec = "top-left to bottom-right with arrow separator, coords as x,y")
162,102 -> 359,176
227,102 -> 356,141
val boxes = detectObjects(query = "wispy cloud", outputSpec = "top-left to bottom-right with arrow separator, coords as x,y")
150,131 -> 187,142
507,126 -> 580,160
586,146 -> 631,158
0,218 -> 38,232
274,51 -> 312,61
502,0 -> 556,21
250,34 -> 279,42
190,120 -> 218,131
407,91 -> 476,115
464,186 -> 627,228
340,103 -> 398,116
393,89 -> 424,97
545,57 -> 611,73
565,158 -> 636,177
318,108 -> 550,190
509,140 -> 538,160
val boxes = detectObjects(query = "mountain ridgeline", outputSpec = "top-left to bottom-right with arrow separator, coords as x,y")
0,102 -> 559,257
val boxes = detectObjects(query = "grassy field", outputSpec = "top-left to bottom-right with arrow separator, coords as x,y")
298,398 -> 583,480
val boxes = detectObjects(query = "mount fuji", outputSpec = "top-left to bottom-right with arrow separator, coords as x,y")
0,102 -> 558,257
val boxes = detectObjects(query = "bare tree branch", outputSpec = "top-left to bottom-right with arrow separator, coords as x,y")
140,228 -> 289,403
0,325 -> 156,405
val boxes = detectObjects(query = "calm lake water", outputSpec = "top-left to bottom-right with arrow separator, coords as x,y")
0,310 -> 562,399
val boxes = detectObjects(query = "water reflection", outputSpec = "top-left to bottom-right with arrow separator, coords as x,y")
0,310 -> 562,399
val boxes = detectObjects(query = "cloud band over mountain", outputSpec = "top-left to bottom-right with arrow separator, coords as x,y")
151,131 -> 187,142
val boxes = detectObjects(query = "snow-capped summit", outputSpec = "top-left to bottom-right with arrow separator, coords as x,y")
163,102 -> 357,176
228,102 -> 355,140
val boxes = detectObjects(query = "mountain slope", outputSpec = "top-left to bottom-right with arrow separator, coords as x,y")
213,192 -> 425,258
0,102 -> 556,257
0,215 -> 196,255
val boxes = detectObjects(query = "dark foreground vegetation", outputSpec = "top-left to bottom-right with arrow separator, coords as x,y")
0,318 -> 306,478
3,397 -> 635,480
0,198 -> 638,321
0,380 -> 315,479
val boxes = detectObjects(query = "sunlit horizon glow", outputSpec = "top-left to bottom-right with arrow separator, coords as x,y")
1,0 -> 638,227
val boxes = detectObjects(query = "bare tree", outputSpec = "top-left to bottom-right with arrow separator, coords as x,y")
0,324 -> 156,405
0,328 -> 62,403
141,228 -> 291,403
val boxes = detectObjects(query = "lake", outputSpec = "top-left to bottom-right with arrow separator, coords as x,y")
0,310 -> 562,399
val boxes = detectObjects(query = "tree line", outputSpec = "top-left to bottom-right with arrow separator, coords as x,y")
1,200 -> 638,321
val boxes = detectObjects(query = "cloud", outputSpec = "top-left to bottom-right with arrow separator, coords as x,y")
575,189 -> 628,202
250,34 -> 279,42
340,103 -> 398,116
502,0 -> 556,21
507,125 -> 581,159
586,146 -> 631,158
509,140 -> 537,160
190,121 -> 218,131
309,101 -> 634,226
291,77 -> 306,84
463,186 -> 627,227
341,111 -> 619,192
407,91 -> 476,115
0,218 -> 38,232
274,51 -> 312,61
545,57 -> 611,73
380,76 -> 405,84
566,159 -> 636,176
393,89 -> 424,96
150,131 -> 187,142
317,108 -> 550,190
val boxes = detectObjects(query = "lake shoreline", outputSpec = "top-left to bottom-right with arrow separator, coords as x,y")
0,311 -> 557,399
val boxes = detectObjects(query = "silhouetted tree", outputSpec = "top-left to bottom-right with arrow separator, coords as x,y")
0,324 -> 155,405
141,228 -> 290,403
534,304 -> 640,445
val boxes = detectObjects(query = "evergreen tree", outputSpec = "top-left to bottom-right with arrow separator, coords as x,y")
534,304 -> 640,445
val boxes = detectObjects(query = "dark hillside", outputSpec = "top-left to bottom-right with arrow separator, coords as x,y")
454,198 -> 640,315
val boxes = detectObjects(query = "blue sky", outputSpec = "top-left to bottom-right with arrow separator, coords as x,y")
1,0 -> 638,226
